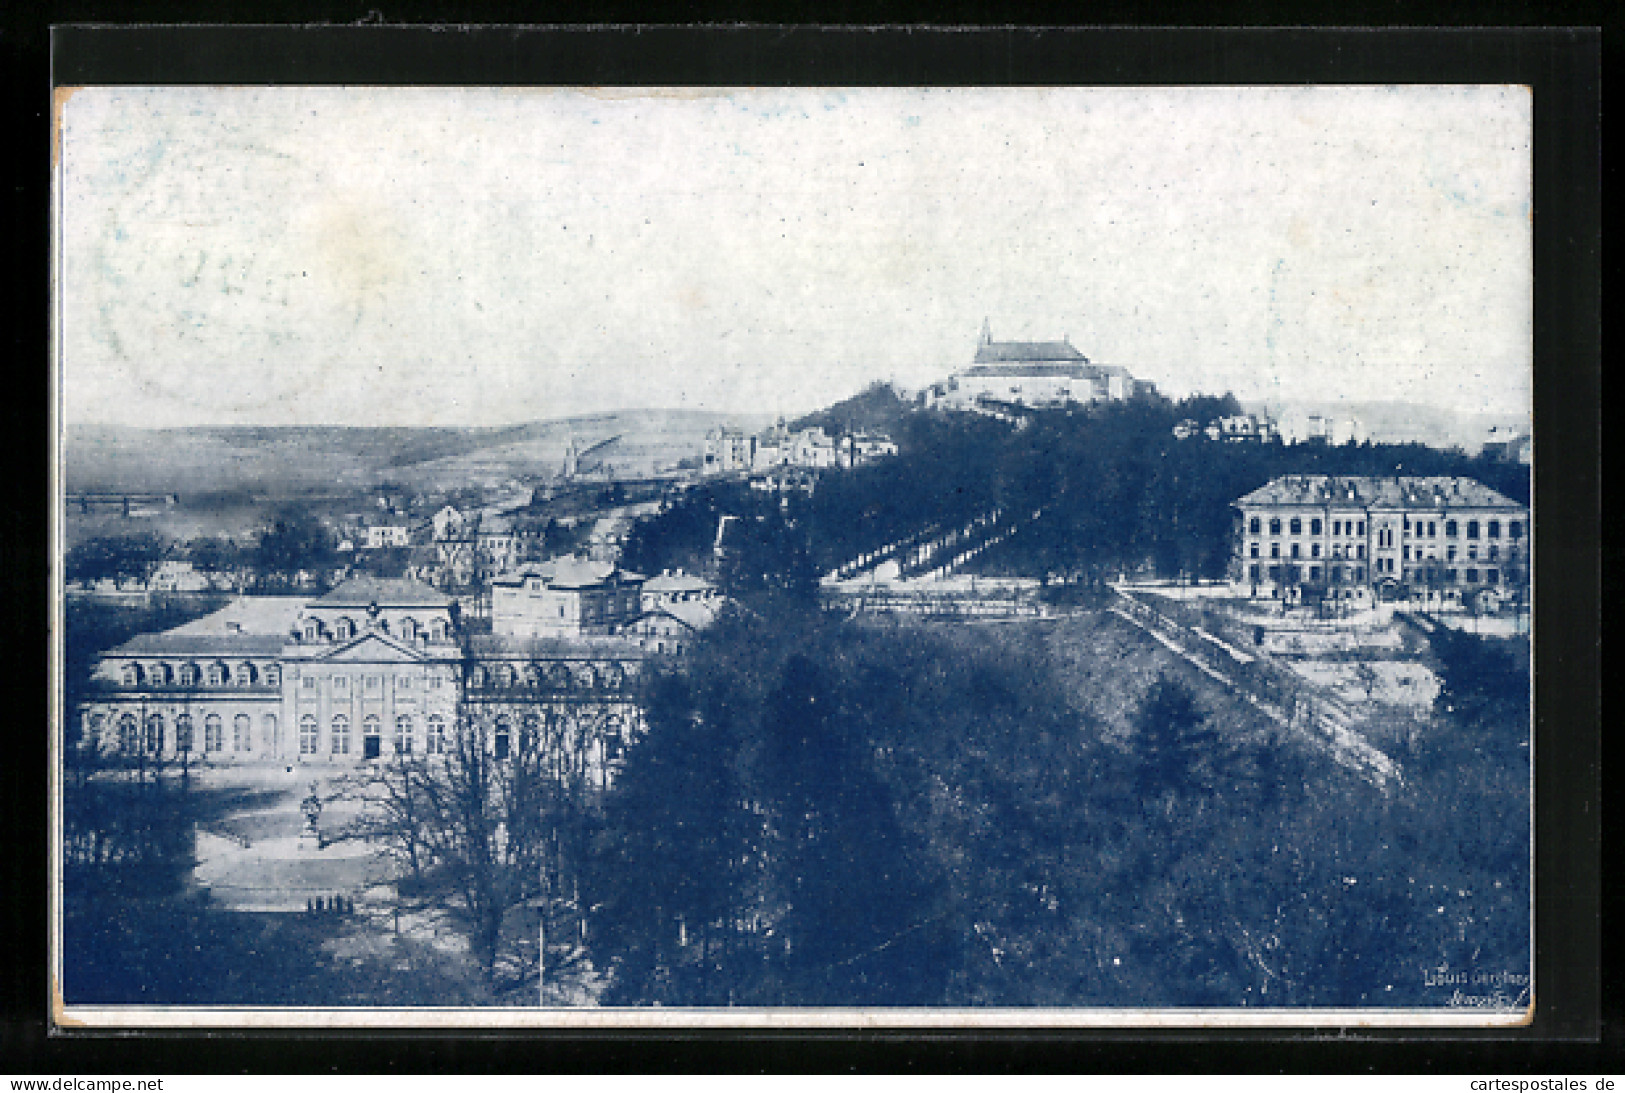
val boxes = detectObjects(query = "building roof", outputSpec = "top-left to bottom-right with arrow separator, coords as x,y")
490,556 -> 645,590
108,596 -> 309,657
973,339 -> 1088,365
1236,475 -> 1525,510
309,575 -> 453,608
643,572 -> 714,593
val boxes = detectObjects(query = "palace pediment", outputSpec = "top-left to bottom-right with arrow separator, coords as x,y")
313,631 -> 429,664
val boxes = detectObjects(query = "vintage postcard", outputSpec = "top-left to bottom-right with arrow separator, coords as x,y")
52,84 -> 1533,1027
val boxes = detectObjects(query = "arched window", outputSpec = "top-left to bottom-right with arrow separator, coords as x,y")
175,714 -> 194,753
262,713 -> 278,752
331,714 -> 351,755
394,715 -> 414,755
363,715 -> 382,757
493,718 -> 511,760
143,714 -> 164,754
299,715 -> 319,755
121,663 -> 143,687
233,713 -> 252,752
426,715 -> 447,755
118,714 -> 138,754
204,714 -> 223,753
179,662 -> 200,687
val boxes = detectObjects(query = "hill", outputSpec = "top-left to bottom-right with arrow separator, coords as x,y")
64,411 -> 773,498
790,382 -> 914,437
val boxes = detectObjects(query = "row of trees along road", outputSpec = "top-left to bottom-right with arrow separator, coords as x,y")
624,392 -> 1530,592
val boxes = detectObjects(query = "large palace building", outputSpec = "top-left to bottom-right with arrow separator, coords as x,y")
76,576 -> 646,775
1232,475 -> 1529,606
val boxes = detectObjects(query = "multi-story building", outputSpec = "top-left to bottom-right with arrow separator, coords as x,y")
1232,475 -> 1528,607
927,326 -> 1152,412
75,575 -> 645,771
489,556 -> 646,640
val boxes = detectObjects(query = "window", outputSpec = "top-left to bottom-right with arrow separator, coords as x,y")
1428,521 -> 1437,538
1488,520 -> 1501,539
1309,566 -> 1321,582
299,715 -> 319,756
331,714 -> 351,755
1269,518 -> 1282,536
396,675 -> 412,690
1248,563 -> 1261,583
1249,543 -> 1259,559
1466,568 -> 1479,583
469,666 -> 486,688
1311,544 -> 1321,558
1488,568 -> 1500,584
1310,518 -> 1322,536
118,714 -> 138,753
1332,520 -> 1341,536
152,662 -> 173,686
1270,543 -> 1280,559
1355,566 -> 1365,581
1510,520 -> 1523,540
144,714 -> 164,754
235,662 -> 256,686
365,675 -> 380,691
334,675 -> 349,692
304,619 -> 322,641
1289,518 -> 1302,536
335,617 -> 355,641
233,713 -> 252,752
175,715 -> 194,752
207,662 -> 227,687
1467,520 -> 1480,540
394,715 -> 414,755
1403,546 -> 1410,561
303,674 -> 319,691
1446,568 -> 1458,582
399,617 -> 417,642
496,665 -> 514,689
1249,517 -> 1261,535
363,715 -> 381,753
494,718 -> 511,760
1445,519 -> 1458,537
180,662 -> 199,686
1290,543 -> 1300,559
1357,521 -> 1366,536
1447,545 -> 1458,561
205,714 -> 223,753
121,663 -> 142,687
262,713 -> 278,752
427,715 -> 447,755
1468,545 -> 1478,560
264,665 -> 281,688
1489,545 -> 1499,561
1357,545 -> 1366,559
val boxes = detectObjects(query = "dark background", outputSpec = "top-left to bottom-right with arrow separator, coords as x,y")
6,13 -> 1604,1075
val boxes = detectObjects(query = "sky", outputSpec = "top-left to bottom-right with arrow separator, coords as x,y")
57,85 -> 1532,428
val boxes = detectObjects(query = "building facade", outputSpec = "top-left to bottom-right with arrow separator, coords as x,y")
1232,475 -> 1528,607
927,327 -> 1151,412
489,557 -> 646,640
76,576 -> 646,771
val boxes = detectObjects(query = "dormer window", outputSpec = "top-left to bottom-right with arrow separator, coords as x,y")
335,617 -> 355,641
179,662 -> 200,687
399,617 -> 417,642
207,662 -> 228,687
121,662 -> 143,687
304,619 -> 322,641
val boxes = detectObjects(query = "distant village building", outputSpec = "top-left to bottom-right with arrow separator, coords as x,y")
363,521 -> 412,550
702,422 -> 853,476
76,575 -> 644,775
926,324 -> 1154,413
490,556 -> 646,640
1277,411 -> 1366,447
1232,475 -> 1528,607
1481,426 -> 1532,465
840,432 -> 899,467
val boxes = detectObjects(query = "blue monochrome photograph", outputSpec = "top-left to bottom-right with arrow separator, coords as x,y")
52,86 -> 1532,1026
